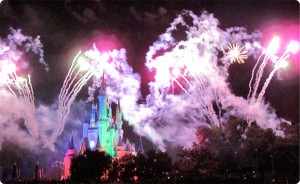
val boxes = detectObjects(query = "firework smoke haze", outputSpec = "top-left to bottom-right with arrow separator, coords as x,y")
0,7 -> 293,154
0,28 -> 48,149
82,10 -> 285,150
138,10 -> 286,149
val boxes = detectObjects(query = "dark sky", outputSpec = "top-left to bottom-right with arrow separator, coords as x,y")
1,0 -> 298,118
0,0 -> 299,154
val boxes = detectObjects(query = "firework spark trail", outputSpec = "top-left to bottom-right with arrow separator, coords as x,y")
145,10 -> 230,128
247,53 -> 264,100
137,10 -> 289,149
51,46 -> 116,145
57,10 -> 288,150
172,77 -> 190,95
58,51 -> 82,105
51,51 -> 98,145
249,39 -> 299,103
5,82 -> 17,99
78,10 -> 285,150
249,36 -> 282,100
250,52 -> 272,99
257,51 -> 290,102
2,73 -> 39,138
0,28 -> 47,145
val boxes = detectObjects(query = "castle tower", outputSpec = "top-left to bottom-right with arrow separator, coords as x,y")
116,102 -> 124,147
63,137 -> 76,179
62,75 -> 142,179
87,102 -> 98,150
95,135 -> 103,152
97,73 -> 117,156
12,162 -> 19,181
79,137 -> 90,155
98,73 -> 108,121
138,136 -> 144,154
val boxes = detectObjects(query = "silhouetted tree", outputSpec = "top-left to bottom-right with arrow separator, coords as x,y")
108,158 -> 119,183
118,154 -> 137,183
70,150 -> 112,182
134,152 -> 149,182
272,122 -> 299,183
174,142 -> 219,182
146,149 -> 172,182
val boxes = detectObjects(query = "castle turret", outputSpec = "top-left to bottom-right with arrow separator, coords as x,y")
116,102 -> 124,147
79,137 -> 90,155
96,74 -> 118,156
98,73 -> 107,121
138,136 -> 144,154
82,118 -> 88,138
125,139 -> 131,152
95,135 -> 103,152
90,103 -> 98,126
12,162 -> 18,181
108,104 -> 112,118
114,147 -> 118,158
69,136 -> 75,150
116,101 -> 123,126
63,137 -> 76,179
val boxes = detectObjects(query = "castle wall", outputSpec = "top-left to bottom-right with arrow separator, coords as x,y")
87,127 -> 98,150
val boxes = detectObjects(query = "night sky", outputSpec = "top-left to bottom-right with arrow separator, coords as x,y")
0,0 -> 299,159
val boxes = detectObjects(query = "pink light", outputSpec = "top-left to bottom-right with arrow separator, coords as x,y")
0,60 -> 17,74
287,40 -> 299,54
0,72 -> 9,85
267,36 -> 280,54
91,32 -> 124,52
100,52 -> 110,62
172,67 -> 181,78
280,60 -> 289,69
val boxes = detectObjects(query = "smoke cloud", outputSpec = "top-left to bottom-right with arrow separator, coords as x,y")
85,10 -> 289,150
0,10 -> 291,156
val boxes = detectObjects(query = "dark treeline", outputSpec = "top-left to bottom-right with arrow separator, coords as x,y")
2,118 -> 299,184
67,118 -> 299,184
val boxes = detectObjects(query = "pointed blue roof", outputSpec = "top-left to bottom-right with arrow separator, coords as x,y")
125,142 -> 131,152
95,135 -> 102,150
68,136 -> 75,150
138,136 -> 144,153
79,137 -> 90,154
114,147 -> 118,157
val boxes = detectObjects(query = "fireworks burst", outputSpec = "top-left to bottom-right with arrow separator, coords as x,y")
248,37 -> 299,102
51,50 -> 98,145
0,29 -> 46,141
226,43 -> 248,63
51,45 -> 130,146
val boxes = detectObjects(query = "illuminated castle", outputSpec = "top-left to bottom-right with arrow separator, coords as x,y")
63,75 -> 143,179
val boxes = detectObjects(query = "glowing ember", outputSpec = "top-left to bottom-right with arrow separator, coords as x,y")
287,40 -> 299,54
266,36 -> 280,54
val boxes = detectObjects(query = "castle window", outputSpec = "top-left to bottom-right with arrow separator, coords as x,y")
90,140 -> 95,148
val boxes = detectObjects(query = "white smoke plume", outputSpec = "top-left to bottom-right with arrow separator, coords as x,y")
0,10 -> 290,153
85,10 -> 288,151
3,28 -> 48,71
0,28 -> 49,150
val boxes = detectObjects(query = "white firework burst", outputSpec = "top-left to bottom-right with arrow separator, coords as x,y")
226,43 -> 248,63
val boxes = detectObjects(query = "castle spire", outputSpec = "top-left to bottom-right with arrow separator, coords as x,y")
79,137 -> 90,155
114,146 -> 118,157
101,72 -> 106,91
116,100 -> 122,123
68,136 -> 75,150
98,72 -> 108,120
95,135 -> 103,151
138,136 -> 144,153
